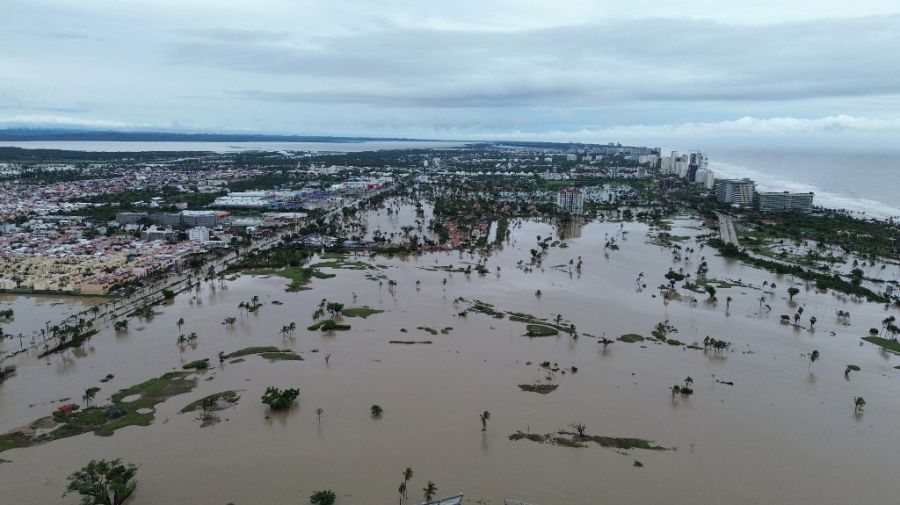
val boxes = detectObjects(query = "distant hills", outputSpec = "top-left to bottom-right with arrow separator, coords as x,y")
0,128 -> 424,143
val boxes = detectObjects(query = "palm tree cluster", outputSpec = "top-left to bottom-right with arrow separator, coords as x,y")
279,322 -> 297,338
238,295 -> 262,315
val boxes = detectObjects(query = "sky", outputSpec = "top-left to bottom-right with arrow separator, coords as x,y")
3,0 -> 900,147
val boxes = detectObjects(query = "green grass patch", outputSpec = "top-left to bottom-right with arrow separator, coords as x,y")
862,337 -> 900,353
246,267 -> 335,292
526,325 -> 559,337
1,372 -> 197,453
259,352 -> 303,361
342,306 -> 384,318
440,327 -> 453,334
619,333 -> 645,343
180,391 -> 240,414
225,346 -> 280,358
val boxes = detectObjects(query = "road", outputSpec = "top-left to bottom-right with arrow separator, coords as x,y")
717,213 -> 740,247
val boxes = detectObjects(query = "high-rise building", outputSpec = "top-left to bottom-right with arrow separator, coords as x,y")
757,191 -> 814,214
188,226 -> 211,242
556,187 -> 584,214
715,178 -> 756,206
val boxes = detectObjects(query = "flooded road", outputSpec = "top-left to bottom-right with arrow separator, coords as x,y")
2,217 -> 899,505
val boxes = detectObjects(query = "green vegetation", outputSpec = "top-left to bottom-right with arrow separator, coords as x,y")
310,490 -> 337,505
518,384 -> 558,394
180,391 -> 240,414
0,372 -> 196,453
259,351 -> 303,361
389,340 -> 432,344
525,324 -> 559,337
38,329 -> 99,358
862,337 -> 900,353
246,267 -> 336,292
619,333 -> 645,343
261,387 -> 300,410
744,212 -> 899,259
480,410 -> 491,431
509,430 -> 668,451
182,358 -> 210,370
341,306 -> 384,318
307,319 -> 351,331
417,326 -> 439,335
371,404 -> 384,417
224,346 -> 281,358
66,458 -> 137,505
707,238 -> 889,303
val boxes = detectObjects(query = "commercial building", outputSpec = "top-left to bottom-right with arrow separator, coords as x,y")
757,191 -> 814,214
715,178 -> 756,207
556,187 -> 584,214
141,226 -> 176,242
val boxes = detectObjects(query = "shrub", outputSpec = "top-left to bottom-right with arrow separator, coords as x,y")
261,387 -> 300,410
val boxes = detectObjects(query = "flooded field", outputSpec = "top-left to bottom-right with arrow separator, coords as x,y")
2,217 -> 899,505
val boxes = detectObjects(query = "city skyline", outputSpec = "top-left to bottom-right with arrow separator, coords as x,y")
3,0 -> 900,147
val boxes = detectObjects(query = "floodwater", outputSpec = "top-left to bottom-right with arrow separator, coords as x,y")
1,217 -> 899,505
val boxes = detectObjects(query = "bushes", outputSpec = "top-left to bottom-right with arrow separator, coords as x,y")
310,490 -> 336,505
261,387 -> 300,410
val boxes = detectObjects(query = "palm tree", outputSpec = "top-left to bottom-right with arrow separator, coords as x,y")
854,396 -> 866,414
808,349 -> 820,368
316,407 -> 324,425
809,316 -> 817,328
423,481 -> 438,503
371,404 -> 384,417
480,410 -> 491,431
176,318 -> 184,332
83,387 -> 98,407
398,482 -> 406,505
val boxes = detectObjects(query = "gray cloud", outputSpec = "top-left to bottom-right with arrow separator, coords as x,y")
168,15 -> 900,107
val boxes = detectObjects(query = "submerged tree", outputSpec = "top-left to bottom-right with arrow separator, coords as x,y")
66,459 -> 137,505
260,387 -> 300,410
854,396 -> 866,414
808,350 -> 820,368
569,421 -> 587,437
423,481 -> 438,503
787,287 -> 800,301
371,404 -> 384,418
480,410 -> 491,431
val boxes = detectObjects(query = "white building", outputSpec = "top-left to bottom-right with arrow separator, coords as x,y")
188,226 -> 210,242
715,178 -> 756,206
556,187 -> 584,214
757,192 -> 814,214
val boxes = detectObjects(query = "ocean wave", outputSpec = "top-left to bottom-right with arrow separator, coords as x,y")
709,160 -> 900,220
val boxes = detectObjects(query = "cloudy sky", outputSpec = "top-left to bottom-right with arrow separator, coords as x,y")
3,0 -> 900,146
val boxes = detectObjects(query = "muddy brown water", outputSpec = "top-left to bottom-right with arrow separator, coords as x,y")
1,218 -> 899,505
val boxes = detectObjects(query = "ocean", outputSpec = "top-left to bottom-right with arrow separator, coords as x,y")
704,147 -> 900,219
